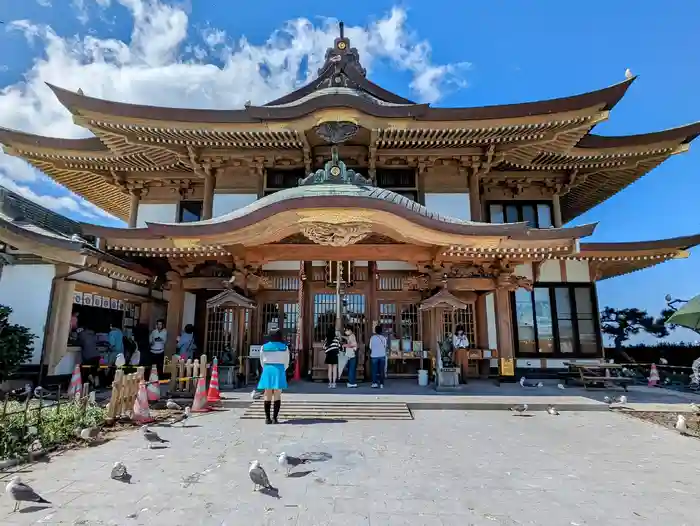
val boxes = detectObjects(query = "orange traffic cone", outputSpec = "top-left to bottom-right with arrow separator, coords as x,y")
132,381 -> 154,423
191,375 -> 211,413
146,365 -> 160,402
68,364 -> 82,399
648,363 -> 660,387
207,358 -> 221,403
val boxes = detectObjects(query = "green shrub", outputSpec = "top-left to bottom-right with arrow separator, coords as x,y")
0,400 -> 105,460
0,305 -> 35,382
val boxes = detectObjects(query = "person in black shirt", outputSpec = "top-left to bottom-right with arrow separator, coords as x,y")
323,329 -> 341,389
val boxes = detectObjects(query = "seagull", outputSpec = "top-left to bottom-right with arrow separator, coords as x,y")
141,426 -> 169,448
519,376 -> 526,387
278,452 -> 311,476
618,395 -> 628,405
510,403 -> 528,415
249,460 -> 275,492
110,461 -> 131,483
536,382 -> 544,388
5,477 -> 50,512
675,414 -> 688,436
557,383 -> 566,390
169,406 -> 191,425
166,398 -> 182,410
625,68 -> 633,79
80,427 -> 100,442
603,396 -> 612,404
546,405 -> 560,416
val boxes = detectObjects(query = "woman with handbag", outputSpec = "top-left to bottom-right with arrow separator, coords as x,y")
176,324 -> 197,361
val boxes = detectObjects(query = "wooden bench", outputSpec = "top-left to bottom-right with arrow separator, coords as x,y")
579,374 -> 634,391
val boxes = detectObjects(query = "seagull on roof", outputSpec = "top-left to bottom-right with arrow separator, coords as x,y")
625,68 -> 633,79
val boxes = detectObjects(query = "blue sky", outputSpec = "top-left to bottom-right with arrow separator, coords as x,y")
0,0 -> 698,343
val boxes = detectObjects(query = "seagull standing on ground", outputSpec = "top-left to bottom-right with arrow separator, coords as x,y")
675,414 -> 688,435
510,403 -> 528,415
278,452 -> 311,476
618,395 -> 628,405
80,427 -> 100,442
166,398 -> 182,410
625,68 -> 633,79
110,461 -> 131,483
5,477 -> 50,512
519,377 -> 526,387
249,460 -> 275,491
546,405 -> 560,416
141,425 -> 169,448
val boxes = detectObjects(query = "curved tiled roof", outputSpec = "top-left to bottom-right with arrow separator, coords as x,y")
81,183 -> 597,240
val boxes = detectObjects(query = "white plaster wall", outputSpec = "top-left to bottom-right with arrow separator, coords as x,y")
136,203 -> 177,227
262,261 -> 302,271
514,263 -> 533,280
72,271 -> 113,288
424,193 -> 471,221
565,260 -> 590,282
212,193 -> 257,218
538,260 -> 562,282
312,261 -> 325,267
517,359 -> 542,369
0,264 -> 55,364
182,292 -> 196,329
375,261 -> 415,271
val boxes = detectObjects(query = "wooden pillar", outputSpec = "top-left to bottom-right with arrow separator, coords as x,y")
469,170 -> 482,222
128,190 -> 140,228
552,194 -> 563,228
165,272 -> 184,357
476,293 -> 489,348
202,171 -> 216,220
494,287 -> 514,360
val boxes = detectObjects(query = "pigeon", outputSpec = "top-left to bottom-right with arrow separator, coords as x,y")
249,460 -> 275,492
519,376 -> 526,387
141,426 -> 169,448
114,353 -> 126,368
675,414 -> 688,435
80,427 -> 100,441
546,405 -> 560,416
110,461 -> 131,483
625,68 -> 633,79
251,390 -> 262,400
278,452 -> 311,476
5,476 -> 50,512
166,398 -> 182,410
510,404 -> 528,415
557,383 -> 566,390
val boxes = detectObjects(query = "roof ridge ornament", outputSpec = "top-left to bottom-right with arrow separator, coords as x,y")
317,20 -> 367,81
299,120 -> 372,186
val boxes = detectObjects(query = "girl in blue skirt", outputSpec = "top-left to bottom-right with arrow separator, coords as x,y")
257,329 -> 290,424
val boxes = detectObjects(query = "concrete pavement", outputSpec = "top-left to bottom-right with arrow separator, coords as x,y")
0,406 -> 698,525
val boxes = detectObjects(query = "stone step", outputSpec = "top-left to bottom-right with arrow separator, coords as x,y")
240,400 -> 413,421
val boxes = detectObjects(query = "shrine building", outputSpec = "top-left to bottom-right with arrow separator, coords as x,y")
1,26 -> 699,381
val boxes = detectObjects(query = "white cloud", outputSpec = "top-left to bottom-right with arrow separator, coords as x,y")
36,0 -> 53,7
0,0 -> 470,224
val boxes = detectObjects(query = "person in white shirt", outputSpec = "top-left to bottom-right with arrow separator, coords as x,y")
148,319 -> 167,378
453,325 -> 469,350
369,325 -> 387,388
343,326 -> 358,388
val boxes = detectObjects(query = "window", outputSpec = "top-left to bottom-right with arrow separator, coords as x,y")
178,200 -> 203,223
512,285 -> 601,357
376,169 -> 419,203
264,169 -> 306,196
488,201 -> 554,228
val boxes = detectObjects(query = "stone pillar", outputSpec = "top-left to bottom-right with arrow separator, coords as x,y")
552,194 -> 563,228
202,170 -> 216,220
469,170 -> 482,222
44,267 -> 76,374
494,287 -> 514,360
128,190 -> 141,228
165,272 -> 184,357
